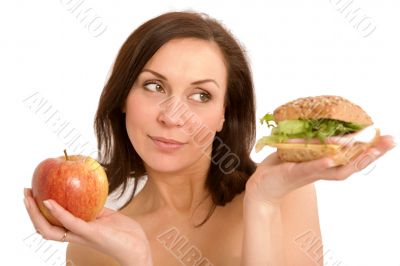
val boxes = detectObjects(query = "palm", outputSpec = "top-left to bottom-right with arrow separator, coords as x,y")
247,135 -> 395,203
247,153 -> 311,202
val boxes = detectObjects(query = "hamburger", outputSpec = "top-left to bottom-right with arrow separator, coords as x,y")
255,95 -> 380,165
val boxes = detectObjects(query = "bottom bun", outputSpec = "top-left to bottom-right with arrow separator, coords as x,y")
272,130 -> 380,166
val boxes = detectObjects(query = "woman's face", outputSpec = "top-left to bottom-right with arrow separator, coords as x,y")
125,38 -> 227,173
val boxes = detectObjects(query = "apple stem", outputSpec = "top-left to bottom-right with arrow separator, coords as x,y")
64,149 -> 69,160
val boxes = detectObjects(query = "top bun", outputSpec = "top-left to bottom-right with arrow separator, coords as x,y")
273,95 -> 373,126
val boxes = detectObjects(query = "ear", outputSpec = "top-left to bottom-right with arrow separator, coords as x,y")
217,117 -> 225,132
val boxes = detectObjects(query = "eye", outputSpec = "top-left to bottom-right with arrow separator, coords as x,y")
189,91 -> 212,103
143,82 -> 165,93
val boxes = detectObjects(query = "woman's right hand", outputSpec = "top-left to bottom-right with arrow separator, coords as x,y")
23,188 -> 152,266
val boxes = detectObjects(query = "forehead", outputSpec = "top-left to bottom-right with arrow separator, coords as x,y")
143,38 -> 228,88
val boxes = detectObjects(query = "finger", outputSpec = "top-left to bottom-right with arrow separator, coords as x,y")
24,189 -> 91,245
325,135 -> 395,180
25,187 -> 33,197
23,190 -> 56,232
304,135 -> 395,182
42,199 -> 97,243
320,147 -> 381,181
24,195 -> 71,242
370,135 -> 396,154
259,152 -> 282,166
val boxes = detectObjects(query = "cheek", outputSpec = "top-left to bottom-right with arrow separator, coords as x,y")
184,106 -> 224,148
196,105 -> 224,131
124,92 -> 156,142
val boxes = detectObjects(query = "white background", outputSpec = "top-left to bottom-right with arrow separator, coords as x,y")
1,1 -> 399,265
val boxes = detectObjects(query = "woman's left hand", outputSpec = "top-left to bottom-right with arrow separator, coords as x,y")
245,135 -> 396,205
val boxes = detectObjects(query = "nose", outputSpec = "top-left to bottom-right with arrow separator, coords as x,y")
157,97 -> 187,127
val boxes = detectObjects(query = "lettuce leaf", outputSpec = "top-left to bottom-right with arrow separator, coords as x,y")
255,113 -> 366,152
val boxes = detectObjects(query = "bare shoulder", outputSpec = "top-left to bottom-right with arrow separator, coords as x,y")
280,183 -> 323,265
218,191 -> 245,220
66,243 -> 119,266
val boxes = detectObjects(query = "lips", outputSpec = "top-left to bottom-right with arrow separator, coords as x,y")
149,136 -> 186,144
149,135 -> 187,152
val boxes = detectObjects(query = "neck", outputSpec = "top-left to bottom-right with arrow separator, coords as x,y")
139,159 -> 213,220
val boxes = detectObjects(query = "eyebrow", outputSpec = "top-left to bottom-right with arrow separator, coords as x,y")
141,69 -> 220,88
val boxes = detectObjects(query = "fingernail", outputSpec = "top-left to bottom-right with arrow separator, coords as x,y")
24,188 -> 29,197
43,200 -> 52,210
372,150 -> 381,156
24,198 -> 30,210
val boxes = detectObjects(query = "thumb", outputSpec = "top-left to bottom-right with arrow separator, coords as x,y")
96,207 -> 116,218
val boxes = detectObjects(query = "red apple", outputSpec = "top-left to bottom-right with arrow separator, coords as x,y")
31,150 -> 109,227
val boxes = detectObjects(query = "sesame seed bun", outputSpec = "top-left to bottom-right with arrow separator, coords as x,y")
265,96 -> 377,165
273,95 -> 373,126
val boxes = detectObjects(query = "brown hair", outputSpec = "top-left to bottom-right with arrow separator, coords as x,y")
94,11 -> 257,224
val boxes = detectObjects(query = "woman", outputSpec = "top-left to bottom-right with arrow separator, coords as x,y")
23,11 -> 395,265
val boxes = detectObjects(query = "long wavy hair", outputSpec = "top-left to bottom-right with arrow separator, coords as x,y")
94,11 -> 257,225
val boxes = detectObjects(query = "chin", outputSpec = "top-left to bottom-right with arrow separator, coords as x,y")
144,158 -> 188,173
142,148 -> 207,174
